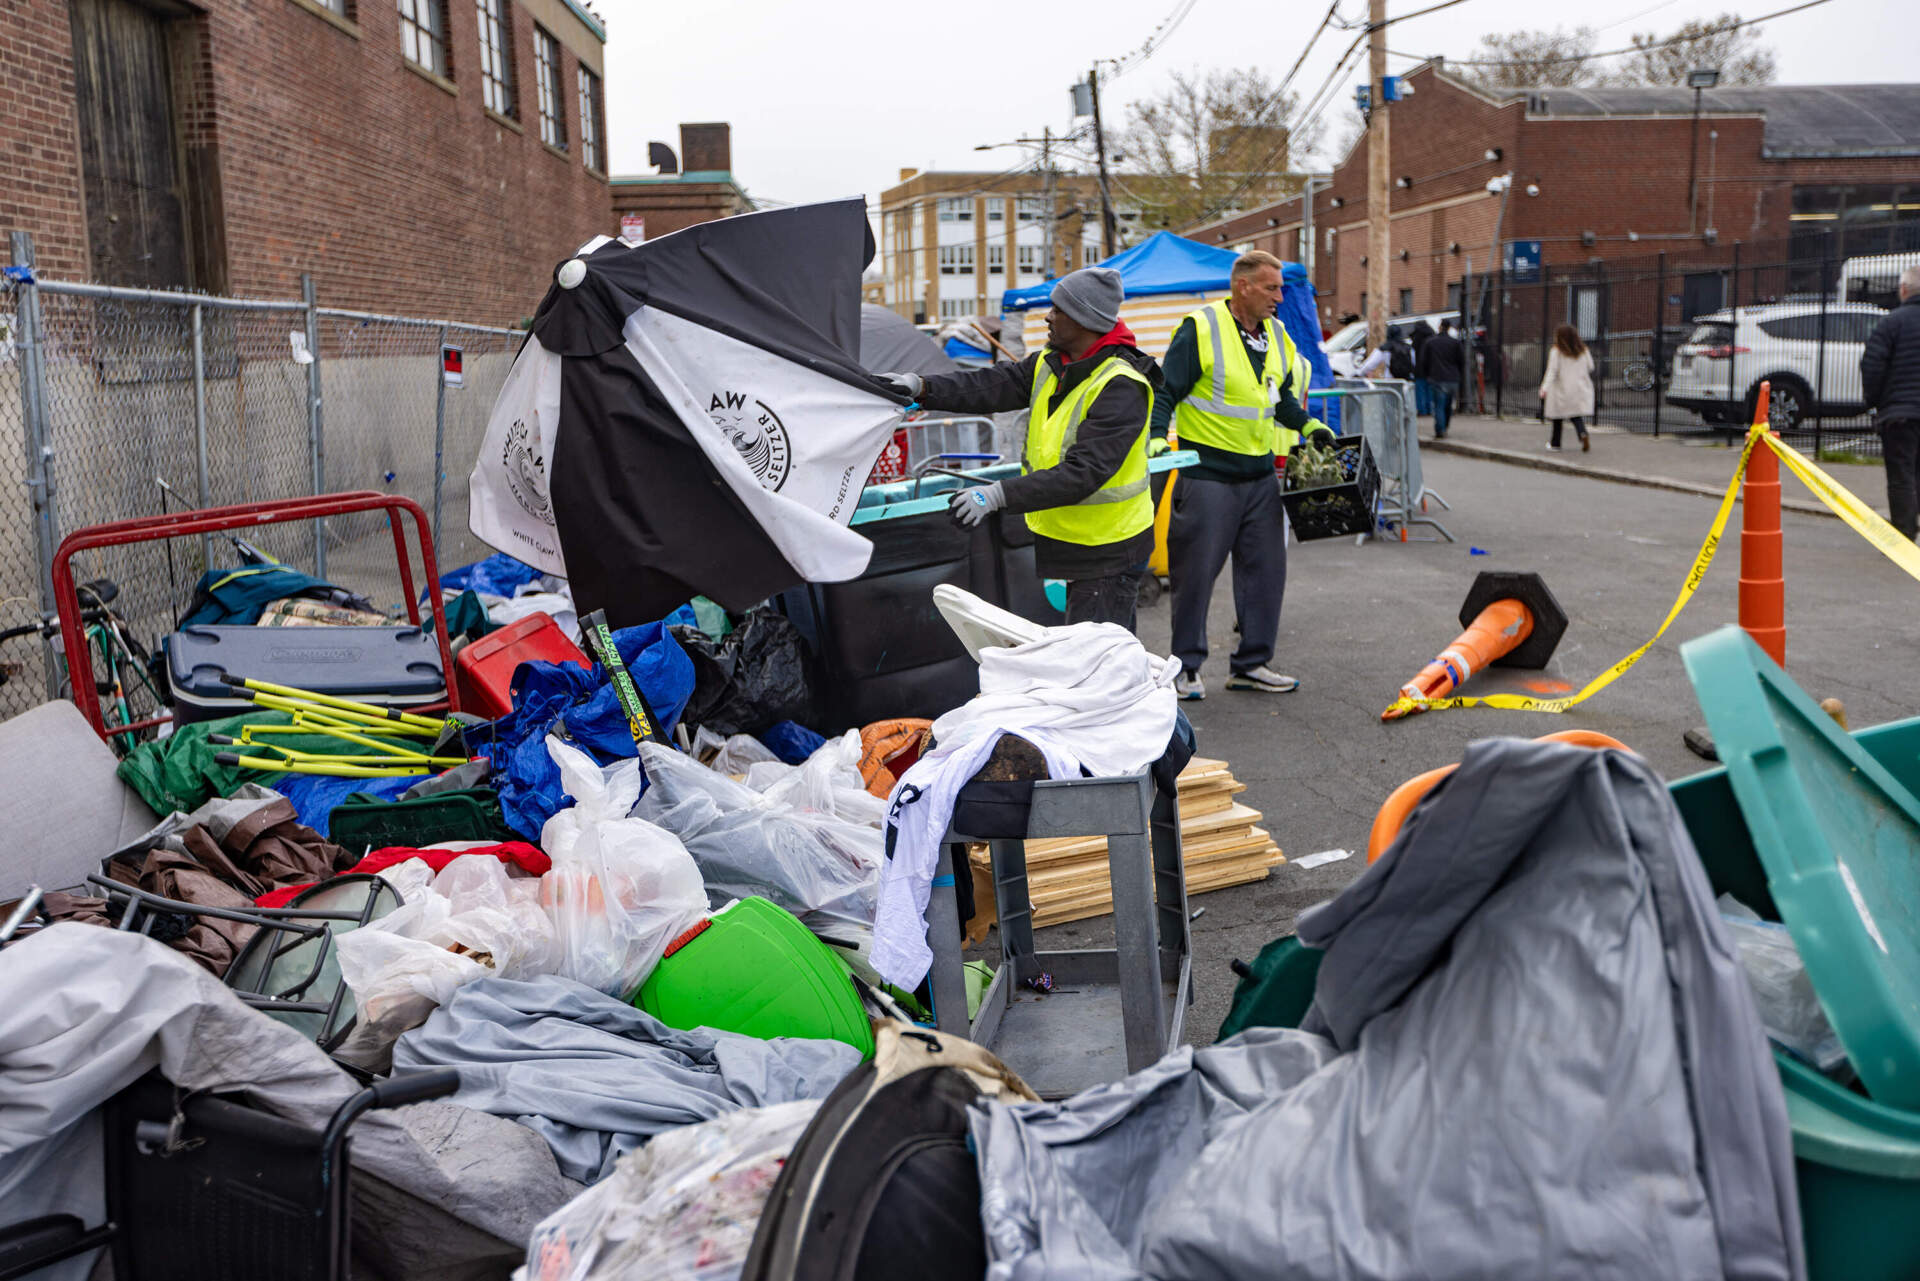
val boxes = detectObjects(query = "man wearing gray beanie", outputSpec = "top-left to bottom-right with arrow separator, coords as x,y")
875,265 -> 1164,630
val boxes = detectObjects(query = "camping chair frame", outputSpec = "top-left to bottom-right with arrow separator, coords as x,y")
51,492 -> 461,742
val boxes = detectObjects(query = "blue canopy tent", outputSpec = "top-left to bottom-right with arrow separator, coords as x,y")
999,230 -> 1337,429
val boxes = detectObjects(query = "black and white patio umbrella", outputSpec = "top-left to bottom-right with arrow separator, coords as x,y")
470,198 -> 909,627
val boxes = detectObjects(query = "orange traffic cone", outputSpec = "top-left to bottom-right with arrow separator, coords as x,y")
1380,571 -> 1567,721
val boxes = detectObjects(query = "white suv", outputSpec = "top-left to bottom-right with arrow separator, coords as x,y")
1665,302 -> 1887,430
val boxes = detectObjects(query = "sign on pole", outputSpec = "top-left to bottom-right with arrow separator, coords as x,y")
619,212 -> 647,247
441,344 -> 464,388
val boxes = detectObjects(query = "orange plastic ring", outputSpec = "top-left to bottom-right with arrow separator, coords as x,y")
1364,731 -> 1635,863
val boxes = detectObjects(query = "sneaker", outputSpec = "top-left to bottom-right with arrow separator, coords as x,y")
1543,443 -> 1562,451
1226,666 -> 1299,693
1174,670 -> 1206,701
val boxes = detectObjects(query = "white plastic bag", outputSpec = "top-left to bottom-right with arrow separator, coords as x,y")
539,738 -> 708,998
633,740 -> 883,941
1718,894 -> 1847,1073
516,1100 -> 818,1281
747,730 -> 888,828
693,724 -> 781,776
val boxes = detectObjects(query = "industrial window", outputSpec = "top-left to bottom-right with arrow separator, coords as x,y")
938,198 -> 973,223
577,66 -> 605,172
940,297 -> 976,319
939,245 -> 974,275
398,0 -> 449,77
1017,197 -> 1044,222
1446,281 -> 1463,312
987,245 -> 1005,275
1084,242 -> 1101,266
476,0 -> 513,116
986,197 -> 1005,222
1398,288 -> 1413,315
1017,245 -> 1041,275
310,0 -> 351,15
534,26 -> 566,149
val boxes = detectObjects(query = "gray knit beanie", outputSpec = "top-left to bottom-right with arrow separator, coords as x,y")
1050,267 -> 1124,333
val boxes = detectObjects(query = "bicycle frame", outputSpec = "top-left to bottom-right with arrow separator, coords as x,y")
51,492 -> 459,742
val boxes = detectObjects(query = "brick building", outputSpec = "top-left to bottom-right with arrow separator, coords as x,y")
2,0 -> 611,323
609,122 -> 754,243
1189,63 -> 1920,326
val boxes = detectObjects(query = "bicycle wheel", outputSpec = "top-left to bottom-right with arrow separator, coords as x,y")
1622,361 -> 1655,394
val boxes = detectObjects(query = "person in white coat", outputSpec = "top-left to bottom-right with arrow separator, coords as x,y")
1540,325 -> 1596,451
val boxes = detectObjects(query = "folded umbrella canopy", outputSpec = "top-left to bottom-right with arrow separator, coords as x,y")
470,199 -> 909,628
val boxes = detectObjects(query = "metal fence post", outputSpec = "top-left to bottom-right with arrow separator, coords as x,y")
1653,252 -> 1666,438
1493,268 -> 1506,419
1537,275 -> 1552,423
9,232 -> 61,698
1727,241 -> 1741,439
1814,229 -> 1831,459
303,273 -> 325,575
191,302 -> 211,565
432,321 -> 448,553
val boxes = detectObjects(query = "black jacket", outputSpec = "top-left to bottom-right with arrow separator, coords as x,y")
1862,296 -> 1920,426
1408,318 -> 1435,358
1148,314 -> 1314,483
1416,332 -> 1465,388
915,344 -> 1164,580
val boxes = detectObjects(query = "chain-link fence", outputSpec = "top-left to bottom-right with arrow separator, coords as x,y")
1445,219 -> 1918,459
1,232 -> 521,721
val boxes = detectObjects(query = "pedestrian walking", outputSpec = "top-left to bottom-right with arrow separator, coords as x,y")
1415,320 -> 1465,438
1151,250 -> 1331,699
1540,325 -> 1595,452
1862,264 -> 1920,541
1408,318 -> 1435,416
876,267 -> 1162,629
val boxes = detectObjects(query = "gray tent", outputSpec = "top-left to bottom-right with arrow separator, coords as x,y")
969,738 -> 1804,1281
857,304 -> 957,377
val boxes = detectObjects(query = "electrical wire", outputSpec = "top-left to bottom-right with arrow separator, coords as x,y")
1433,0 -> 1830,69
1103,0 -> 1203,79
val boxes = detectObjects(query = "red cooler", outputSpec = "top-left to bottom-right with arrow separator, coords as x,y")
454,612 -> 589,719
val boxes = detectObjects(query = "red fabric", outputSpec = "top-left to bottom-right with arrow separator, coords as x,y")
253,841 -> 550,908
1074,319 -> 1138,364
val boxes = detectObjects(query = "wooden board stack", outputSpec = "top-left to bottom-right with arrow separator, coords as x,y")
964,757 -> 1283,940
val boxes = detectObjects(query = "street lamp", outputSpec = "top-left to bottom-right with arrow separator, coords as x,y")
1687,66 -> 1721,234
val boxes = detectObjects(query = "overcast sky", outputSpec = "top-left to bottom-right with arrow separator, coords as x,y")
598,0 -> 1907,210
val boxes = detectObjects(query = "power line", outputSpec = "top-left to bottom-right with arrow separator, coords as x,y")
1431,0 -> 1830,68
1104,0 -> 1203,79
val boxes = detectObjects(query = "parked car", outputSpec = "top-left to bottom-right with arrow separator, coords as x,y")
1663,302 -> 1888,430
1323,311 -> 1480,377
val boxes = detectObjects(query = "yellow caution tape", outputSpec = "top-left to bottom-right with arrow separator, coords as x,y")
1388,421 -> 1920,718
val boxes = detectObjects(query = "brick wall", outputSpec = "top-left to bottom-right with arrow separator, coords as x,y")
3,0 -> 611,324
1190,64 -> 1920,323
0,0 -> 89,278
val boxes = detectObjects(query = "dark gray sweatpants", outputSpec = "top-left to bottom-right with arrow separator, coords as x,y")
1169,473 -> 1287,676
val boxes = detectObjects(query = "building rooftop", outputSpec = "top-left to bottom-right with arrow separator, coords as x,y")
1512,83 -> 1920,159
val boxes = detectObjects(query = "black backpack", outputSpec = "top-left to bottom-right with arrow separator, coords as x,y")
1388,338 -> 1415,380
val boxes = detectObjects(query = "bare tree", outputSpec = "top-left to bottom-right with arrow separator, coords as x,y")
1615,13 -> 1778,85
1120,67 -> 1312,229
1466,27 -> 1603,89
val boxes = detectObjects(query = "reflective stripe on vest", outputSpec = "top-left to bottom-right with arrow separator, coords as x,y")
1172,299 -> 1298,456
1022,354 -> 1155,545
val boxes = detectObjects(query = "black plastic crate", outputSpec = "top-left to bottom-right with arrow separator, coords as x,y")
1281,434 -> 1379,541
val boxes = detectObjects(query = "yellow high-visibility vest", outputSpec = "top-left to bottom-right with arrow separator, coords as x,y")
1172,298 -> 1302,457
1023,354 -> 1155,547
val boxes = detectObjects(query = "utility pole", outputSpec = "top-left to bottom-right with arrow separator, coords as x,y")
1042,126 -> 1057,278
1088,66 -> 1118,257
1301,176 -> 1318,284
1366,0 -> 1390,350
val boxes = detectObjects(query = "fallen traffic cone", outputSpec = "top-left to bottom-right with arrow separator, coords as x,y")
1380,571 -> 1569,720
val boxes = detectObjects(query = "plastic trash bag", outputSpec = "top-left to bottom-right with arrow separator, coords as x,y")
539,739 -> 707,998
745,729 -> 889,829
692,725 -> 780,777
1719,893 -> 1848,1073
672,607 -> 816,738
632,740 -> 883,941
516,1100 -> 817,1281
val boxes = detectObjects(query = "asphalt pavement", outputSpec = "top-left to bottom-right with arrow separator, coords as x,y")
1023,441 -> 1920,1046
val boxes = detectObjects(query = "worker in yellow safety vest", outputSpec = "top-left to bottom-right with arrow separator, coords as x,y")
1149,249 -> 1330,699
875,267 -> 1164,631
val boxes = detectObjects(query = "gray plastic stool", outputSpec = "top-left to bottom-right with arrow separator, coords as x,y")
924,770 -> 1192,1098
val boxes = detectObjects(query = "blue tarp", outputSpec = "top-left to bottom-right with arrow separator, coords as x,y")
943,336 -> 992,361
999,231 -> 1241,310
